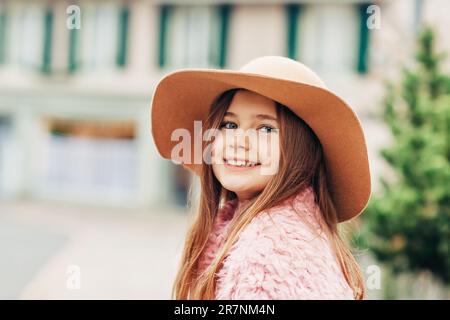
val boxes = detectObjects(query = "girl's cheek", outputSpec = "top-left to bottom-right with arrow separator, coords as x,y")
211,134 -> 224,165
258,135 -> 279,164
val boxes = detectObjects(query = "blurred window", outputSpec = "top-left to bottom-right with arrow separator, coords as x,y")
288,3 -> 371,74
158,4 -> 230,69
38,117 -> 138,200
69,2 -> 129,73
3,3 -> 53,73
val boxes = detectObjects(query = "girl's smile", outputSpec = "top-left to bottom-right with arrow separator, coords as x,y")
223,157 -> 261,169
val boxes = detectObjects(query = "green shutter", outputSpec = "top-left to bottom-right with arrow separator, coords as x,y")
158,5 -> 171,68
68,28 -> 78,73
0,10 -> 6,64
218,4 -> 230,68
286,4 -> 301,60
116,6 -> 129,67
42,7 -> 53,74
357,3 -> 371,74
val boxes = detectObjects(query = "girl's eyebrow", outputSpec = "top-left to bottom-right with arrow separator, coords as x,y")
224,111 -> 277,121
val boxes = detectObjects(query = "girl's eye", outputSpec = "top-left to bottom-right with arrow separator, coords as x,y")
220,121 -> 238,130
259,125 -> 277,133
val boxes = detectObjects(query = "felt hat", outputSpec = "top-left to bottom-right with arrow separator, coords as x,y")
151,56 -> 371,222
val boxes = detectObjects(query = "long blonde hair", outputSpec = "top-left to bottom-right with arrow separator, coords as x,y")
172,89 -> 365,299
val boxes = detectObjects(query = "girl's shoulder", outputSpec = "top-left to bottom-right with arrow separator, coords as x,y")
216,186 -> 353,299
238,185 -> 327,244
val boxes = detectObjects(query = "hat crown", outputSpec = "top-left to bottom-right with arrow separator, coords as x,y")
239,56 -> 326,89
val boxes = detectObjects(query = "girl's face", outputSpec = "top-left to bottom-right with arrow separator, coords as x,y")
211,90 -> 280,200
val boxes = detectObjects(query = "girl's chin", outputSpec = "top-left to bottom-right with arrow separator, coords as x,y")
221,181 -> 262,195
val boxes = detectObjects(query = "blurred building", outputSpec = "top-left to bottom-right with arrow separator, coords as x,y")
0,0 -> 449,210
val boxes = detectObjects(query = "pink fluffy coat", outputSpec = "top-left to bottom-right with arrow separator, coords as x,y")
197,186 -> 354,299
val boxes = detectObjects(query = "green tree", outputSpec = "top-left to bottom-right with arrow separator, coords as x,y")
358,27 -> 450,290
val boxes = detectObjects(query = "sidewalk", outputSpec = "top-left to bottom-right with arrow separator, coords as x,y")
0,199 -> 188,299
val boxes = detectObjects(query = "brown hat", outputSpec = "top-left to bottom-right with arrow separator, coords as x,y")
151,56 -> 371,222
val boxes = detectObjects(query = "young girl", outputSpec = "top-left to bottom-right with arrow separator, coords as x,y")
151,56 -> 371,300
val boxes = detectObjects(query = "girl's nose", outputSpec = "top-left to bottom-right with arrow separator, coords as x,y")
227,129 -> 250,151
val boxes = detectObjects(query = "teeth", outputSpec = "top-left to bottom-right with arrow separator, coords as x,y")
226,159 -> 258,167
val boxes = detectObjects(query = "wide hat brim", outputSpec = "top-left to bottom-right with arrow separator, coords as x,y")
151,58 -> 371,222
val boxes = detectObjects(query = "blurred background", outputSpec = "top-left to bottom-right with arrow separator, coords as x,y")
0,0 -> 448,299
